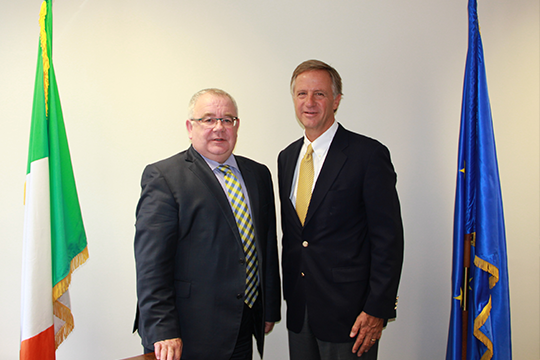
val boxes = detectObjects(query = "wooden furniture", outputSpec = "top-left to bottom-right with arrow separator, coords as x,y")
119,353 -> 156,360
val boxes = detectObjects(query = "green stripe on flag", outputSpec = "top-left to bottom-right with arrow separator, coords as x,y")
27,0 -> 88,300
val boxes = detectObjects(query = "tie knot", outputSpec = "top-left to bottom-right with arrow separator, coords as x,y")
304,144 -> 314,159
217,164 -> 232,175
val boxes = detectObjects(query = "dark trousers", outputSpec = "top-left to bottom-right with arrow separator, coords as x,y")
229,302 -> 255,360
288,309 -> 379,360
144,302 -> 256,360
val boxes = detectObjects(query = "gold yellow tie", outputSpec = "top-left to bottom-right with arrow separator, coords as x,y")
296,144 -> 314,226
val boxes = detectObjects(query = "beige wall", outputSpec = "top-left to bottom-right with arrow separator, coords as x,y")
1,0 -> 538,359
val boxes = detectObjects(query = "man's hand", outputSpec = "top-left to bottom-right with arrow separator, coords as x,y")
264,321 -> 275,334
153,338 -> 183,360
349,312 -> 384,356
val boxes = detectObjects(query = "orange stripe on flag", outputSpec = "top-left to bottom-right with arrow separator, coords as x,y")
20,325 -> 55,360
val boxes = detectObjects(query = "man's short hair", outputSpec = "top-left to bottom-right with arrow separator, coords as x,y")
290,60 -> 343,98
188,88 -> 238,119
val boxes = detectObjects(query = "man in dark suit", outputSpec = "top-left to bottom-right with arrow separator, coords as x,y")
278,60 -> 404,360
134,88 -> 281,360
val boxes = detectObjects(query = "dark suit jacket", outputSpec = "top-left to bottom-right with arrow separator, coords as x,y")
134,146 -> 281,360
278,124 -> 403,343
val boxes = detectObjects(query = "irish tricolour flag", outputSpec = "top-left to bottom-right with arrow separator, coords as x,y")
21,1 -> 88,359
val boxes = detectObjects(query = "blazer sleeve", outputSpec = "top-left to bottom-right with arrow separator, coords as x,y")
261,166 -> 281,323
134,163 -> 181,348
362,144 -> 404,320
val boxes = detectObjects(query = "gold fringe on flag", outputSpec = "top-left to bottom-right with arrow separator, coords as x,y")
53,299 -> 74,349
52,247 -> 89,302
473,295 -> 494,360
38,1 -> 50,116
474,255 -> 499,289
51,247 -> 89,348
471,255 -> 500,360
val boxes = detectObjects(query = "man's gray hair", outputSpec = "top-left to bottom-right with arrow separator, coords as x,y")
188,88 -> 238,119
290,59 -> 343,98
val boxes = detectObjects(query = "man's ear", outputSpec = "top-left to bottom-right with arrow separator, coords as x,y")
333,94 -> 342,112
186,119 -> 193,139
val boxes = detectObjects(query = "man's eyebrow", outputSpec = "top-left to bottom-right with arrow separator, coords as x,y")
296,89 -> 327,93
199,112 -> 236,117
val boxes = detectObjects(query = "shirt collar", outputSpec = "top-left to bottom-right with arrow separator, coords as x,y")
303,120 -> 339,157
199,153 -> 238,171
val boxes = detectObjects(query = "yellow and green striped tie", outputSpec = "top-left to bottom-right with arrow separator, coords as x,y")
217,165 -> 259,307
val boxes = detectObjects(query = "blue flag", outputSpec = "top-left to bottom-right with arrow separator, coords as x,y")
446,1 -> 512,359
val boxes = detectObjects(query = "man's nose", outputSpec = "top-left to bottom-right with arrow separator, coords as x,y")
213,119 -> 225,130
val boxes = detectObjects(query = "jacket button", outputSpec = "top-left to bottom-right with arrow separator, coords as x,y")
239,259 -> 245,265
302,241 -> 309,247
236,293 -> 243,299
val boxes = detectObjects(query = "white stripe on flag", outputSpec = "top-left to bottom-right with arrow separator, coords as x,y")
21,157 -> 53,341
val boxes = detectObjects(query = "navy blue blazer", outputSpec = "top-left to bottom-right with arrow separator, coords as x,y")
134,146 -> 281,359
278,124 -> 403,342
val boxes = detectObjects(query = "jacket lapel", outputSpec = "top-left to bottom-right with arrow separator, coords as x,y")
236,157 -> 260,226
236,157 -> 264,265
282,139 -> 303,219
304,125 -> 348,226
185,146 -> 243,246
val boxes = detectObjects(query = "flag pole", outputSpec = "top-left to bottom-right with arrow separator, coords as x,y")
461,233 -> 473,360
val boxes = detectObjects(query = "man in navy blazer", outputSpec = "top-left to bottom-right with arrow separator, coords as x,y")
134,89 -> 281,360
278,60 -> 403,359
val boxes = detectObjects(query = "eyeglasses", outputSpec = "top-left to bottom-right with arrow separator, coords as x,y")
191,117 -> 238,128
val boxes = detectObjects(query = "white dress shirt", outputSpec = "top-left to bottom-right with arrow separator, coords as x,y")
289,120 -> 339,207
